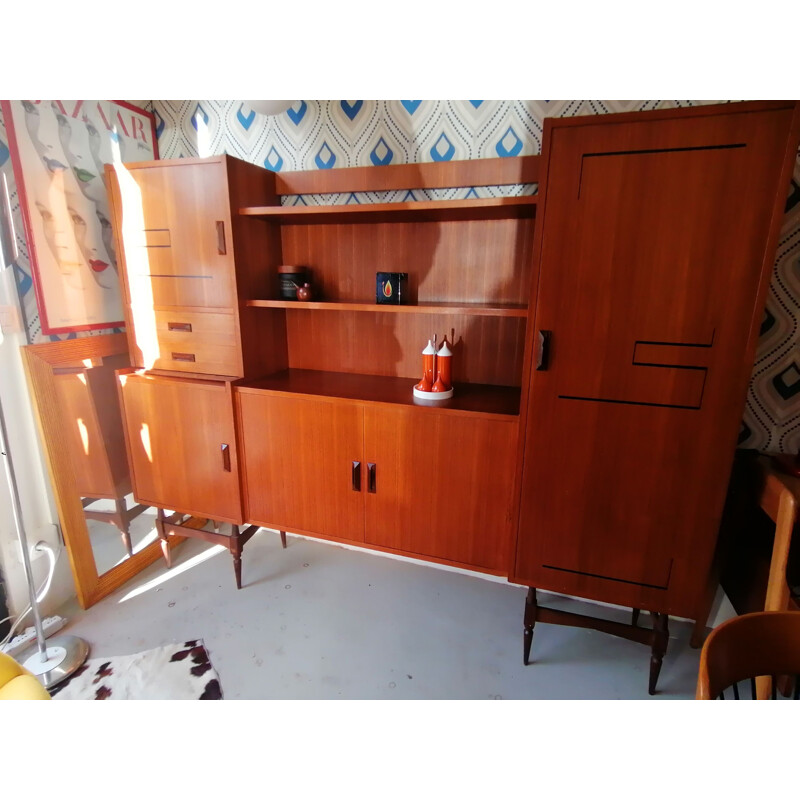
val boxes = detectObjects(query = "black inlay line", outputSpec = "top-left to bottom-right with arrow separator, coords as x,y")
633,361 -> 708,372
558,395 -> 701,411
584,143 -> 746,159
541,561 -> 672,591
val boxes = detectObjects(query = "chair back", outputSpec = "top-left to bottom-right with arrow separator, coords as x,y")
696,611 -> 800,699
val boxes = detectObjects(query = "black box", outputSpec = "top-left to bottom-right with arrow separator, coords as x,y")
376,272 -> 408,305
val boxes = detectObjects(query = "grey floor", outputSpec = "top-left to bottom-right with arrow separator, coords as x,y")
55,528 -> 703,699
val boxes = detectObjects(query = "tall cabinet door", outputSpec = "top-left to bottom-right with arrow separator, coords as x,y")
514,104 -> 798,615
364,407 -> 516,571
118,372 -> 243,523
237,392 -> 365,542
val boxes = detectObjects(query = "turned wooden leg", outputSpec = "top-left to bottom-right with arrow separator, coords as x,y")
648,612 -> 669,695
523,587 -> 538,666
116,498 -> 133,557
631,608 -> 640,627
231,524 -> 243,590
156,508 -> 172,568
280,530 -> 287,549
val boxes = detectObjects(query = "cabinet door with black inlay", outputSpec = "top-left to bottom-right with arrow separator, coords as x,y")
513,103 -> 799,616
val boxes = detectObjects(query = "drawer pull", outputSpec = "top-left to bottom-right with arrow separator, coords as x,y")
221,443 -> 231,472
535,330 -> 551,371
171,352 -> 196,362
167,321 -> 192,332
216,221 -> 226,255
351,461 -> 361,491
367,463 -> 377,494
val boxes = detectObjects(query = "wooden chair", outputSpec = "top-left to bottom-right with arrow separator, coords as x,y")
696,611 -> 800,699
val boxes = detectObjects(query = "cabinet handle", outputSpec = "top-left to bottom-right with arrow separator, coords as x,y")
221,443 -> 231,472
535,330 -> 551,371
167,321 -> 192,332
171,352 -> 196,362
216,221 -> 226,254
351,461 -> 361,491
367,463 -> 377,494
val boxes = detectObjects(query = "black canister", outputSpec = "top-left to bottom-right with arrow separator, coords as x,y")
278,265 -> 306,300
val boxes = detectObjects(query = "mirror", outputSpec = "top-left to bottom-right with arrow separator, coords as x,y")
22,333 -> 166,608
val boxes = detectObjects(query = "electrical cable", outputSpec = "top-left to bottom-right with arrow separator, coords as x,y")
0,541 -> 59,648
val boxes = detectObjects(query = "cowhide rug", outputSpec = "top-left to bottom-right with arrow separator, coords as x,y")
50,640 -> 222,700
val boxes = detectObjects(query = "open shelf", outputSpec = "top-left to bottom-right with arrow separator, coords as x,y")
236,370 -> 521,419
245,299 -> 528,318
239,195 -> 537,224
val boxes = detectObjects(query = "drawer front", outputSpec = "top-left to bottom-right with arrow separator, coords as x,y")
132,309 -> 242,377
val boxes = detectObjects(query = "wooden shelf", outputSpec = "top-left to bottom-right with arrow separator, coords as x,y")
236,370 -> 521,419
245,299 -> 528,318
239,196 -> 537,224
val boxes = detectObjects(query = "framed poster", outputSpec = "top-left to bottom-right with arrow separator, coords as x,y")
1,100 -> 158,334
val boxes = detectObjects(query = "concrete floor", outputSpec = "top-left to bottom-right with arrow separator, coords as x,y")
55,528 -> 703,699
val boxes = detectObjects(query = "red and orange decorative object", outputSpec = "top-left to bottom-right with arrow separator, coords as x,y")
413,336 -> 454,400
376,272 -> 408,305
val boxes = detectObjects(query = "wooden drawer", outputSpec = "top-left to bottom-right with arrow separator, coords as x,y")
144,309 -> 241,377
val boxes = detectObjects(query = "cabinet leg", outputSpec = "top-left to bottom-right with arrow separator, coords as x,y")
156,508 -> 171,568
115,498 -> 134,557
648,612 -> 669,695
231,525 -> 242,590
523,587 -> 538,666
631,608 -> 640,627
280,530 -> 287,549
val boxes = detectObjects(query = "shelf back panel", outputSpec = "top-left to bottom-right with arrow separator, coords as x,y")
285,310 -> 526,386
279,217 -> 535,306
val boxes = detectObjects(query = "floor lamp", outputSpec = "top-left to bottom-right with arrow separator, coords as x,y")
0,369 -> 88,689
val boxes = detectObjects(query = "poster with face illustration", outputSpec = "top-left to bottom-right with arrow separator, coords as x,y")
1,100 -> 158,334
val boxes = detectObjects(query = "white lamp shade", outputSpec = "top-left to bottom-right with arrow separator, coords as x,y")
244,100 -> 295,116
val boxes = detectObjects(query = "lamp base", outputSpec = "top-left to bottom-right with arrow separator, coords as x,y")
18,634 -> 89,690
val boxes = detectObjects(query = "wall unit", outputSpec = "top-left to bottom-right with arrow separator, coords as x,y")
106,101 -> 800,692
108,153 -> 536,586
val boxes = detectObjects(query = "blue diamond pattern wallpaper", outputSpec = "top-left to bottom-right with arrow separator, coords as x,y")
1,99 -> 798,451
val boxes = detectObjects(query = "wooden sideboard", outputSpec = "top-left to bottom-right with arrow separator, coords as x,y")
106,100 -> 800,692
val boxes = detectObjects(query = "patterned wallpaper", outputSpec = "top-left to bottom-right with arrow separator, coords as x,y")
2,100 -> 798,451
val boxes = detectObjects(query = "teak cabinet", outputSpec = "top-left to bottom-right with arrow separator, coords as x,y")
513,102 -> 800,620
236,390 -> 515,571
107,101 -> 800,688
105,155 -> 283,379
116,371 -> 243,525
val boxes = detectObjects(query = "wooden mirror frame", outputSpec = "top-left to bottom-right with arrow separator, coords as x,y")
22,333 -> 165,608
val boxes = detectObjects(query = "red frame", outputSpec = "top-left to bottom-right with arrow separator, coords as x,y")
1,99 -> 159,335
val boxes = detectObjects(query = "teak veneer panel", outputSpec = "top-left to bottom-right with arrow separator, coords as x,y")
363,406 -> 516,571
237,393 -> 365,542
279,217 -> 534,306
117,371 -> 243,524
513,101 -> 800,618
273,155 -> 540,195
